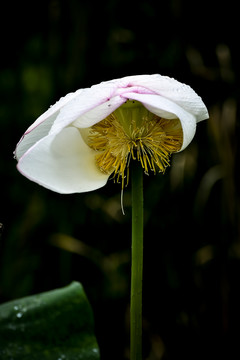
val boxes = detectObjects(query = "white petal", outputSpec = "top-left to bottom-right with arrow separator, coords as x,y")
98,74 -> 158,90
49,84 -> 123,134
69,96 -> 125,129
106,74 -> 209,122
149,75 -> 208,122
15,81 -> 123,161
15,89 -> 84,160
26,89 -> 84,133
15,112 -> 58,160
121,92 -> 197,151
17,127 -> 109,193
16,74 -> 208,194
16,74 -> 208,160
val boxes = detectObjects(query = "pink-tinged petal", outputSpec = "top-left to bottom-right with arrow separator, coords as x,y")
50,74 -> 201,133
48,83 -> 119,134
17,127 -> 109,194
25,89 -> 84,134
15,89 -> 84,160
16,74 -> 208,160
15,74 -> 208,194
15,112 -> 58,160
104,74 -> 209,122
57,95 -> 126,130
98,74 -> 158,91
121,92 -> 196,151
15,82 -> 122,160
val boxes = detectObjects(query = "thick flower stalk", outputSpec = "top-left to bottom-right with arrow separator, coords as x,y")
15,74 -> 208,193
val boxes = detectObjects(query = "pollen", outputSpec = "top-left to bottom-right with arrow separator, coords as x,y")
88,100 -> 183,188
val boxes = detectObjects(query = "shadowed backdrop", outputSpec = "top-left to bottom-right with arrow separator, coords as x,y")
0,1 -> 239,359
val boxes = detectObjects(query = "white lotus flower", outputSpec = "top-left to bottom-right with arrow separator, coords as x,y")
15,74 -> 208,194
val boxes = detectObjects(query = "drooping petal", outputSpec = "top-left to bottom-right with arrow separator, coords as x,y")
15,83 -> 128,172
65,74 -> 208,133
16,74 -> 208,160
17,127 -> 109,193
15,112 -> 59,160
15,81 -> 124,158
109,74 -> 209,122
59,95 -> 126,130
15,74 -> 208,194
120,92 -> 196,151
49,83 -> 124,134
15,89 -> 84,160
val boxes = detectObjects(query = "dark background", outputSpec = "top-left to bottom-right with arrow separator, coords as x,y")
0,1 -> 239,359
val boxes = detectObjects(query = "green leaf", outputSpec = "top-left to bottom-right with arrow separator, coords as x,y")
0,281 -> 100,360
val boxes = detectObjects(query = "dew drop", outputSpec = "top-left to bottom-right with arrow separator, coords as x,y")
16,312 -> 23,318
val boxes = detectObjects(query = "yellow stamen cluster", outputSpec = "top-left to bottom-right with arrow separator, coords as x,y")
88,101 -> 183,187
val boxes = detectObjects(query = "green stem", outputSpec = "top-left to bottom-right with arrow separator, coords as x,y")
131,162 -> 144,360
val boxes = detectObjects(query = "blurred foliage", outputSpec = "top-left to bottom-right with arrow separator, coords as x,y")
0,0 -> 239,359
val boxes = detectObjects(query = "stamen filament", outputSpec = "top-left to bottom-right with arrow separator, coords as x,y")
88,101 -> 183,188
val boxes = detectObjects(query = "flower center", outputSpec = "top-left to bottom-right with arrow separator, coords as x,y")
88,100 -> 183,187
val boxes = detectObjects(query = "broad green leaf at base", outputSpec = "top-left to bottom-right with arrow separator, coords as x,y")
0,281 -> 100,359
